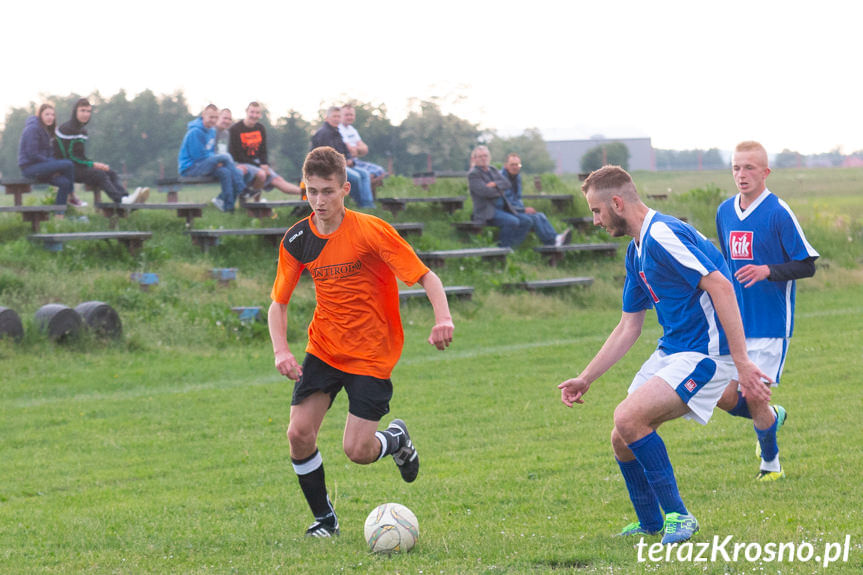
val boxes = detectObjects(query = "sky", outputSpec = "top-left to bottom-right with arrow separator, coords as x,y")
4,0 -> 862,155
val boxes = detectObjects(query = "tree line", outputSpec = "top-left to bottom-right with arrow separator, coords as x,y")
0,90 -> 555,183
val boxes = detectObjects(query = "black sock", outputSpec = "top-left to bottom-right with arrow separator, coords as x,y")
291,449 -> 335,523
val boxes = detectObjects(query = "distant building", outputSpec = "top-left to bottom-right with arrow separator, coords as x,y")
545,137 -> 655,173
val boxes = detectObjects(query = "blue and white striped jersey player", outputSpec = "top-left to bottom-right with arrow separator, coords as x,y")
558,166 -> 771,545
715,141 -> 818,481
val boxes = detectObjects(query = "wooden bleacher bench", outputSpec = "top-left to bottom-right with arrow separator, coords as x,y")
415,247 -> 512,268
1,177 -> 35,206
392,222 -> 423,238
29,231 -> 152,255
452,221 -> 488,235
156,176 -> 218,203
646,193 -> 668,201
95,202 -> 207,229
379,196 -> 465,217
411,172 -> 436,190
564,216 -> 595,232
241,200 -> 309,220
399,285 -> 474,303
520,193 -> 574,212
503,276 -> 594,292
0,205 -> 66,232
534,242 -> 619,266
410,170 -> 468,190
187,227 -> 288,252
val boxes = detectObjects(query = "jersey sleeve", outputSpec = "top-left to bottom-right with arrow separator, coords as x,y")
775,200 -> 819,262
622,243 -> 652,312
367,218 -> 429,286
649,222 -> 717,290
270,238 -> 305,304
715,206 -> 728,258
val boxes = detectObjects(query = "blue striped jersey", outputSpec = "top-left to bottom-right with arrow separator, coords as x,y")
715,189 -> 818,338
623,210 -> 733,356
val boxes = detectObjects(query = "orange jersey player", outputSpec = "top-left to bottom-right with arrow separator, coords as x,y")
268,146 -> 454,538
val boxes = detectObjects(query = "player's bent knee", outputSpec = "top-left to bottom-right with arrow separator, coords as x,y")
287,424 -> 317,452
343,443 -> 374,465
612,406 -> 646,444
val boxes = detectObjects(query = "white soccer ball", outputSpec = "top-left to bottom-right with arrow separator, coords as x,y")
364,502 -> 419,554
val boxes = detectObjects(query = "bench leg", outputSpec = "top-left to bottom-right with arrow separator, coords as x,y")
384,205 -> 404,218
119,239 -> 145,256
22,212 -> 50,232
192,236 -> 218,253
551,199 -> 571,212
546,253 -> 563,267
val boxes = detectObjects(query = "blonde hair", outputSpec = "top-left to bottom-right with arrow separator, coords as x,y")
734,141 -> 769,168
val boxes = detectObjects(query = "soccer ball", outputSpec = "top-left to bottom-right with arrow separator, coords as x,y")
364,503 -> 419,554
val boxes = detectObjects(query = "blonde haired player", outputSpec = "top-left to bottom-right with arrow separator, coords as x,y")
715,141 -> 818,481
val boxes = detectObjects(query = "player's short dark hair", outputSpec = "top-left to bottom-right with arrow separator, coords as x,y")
247,101 -> 261,109
203,103 -> 218,113
303,147 -> 347,185
581,165 -> 637,199
75,98 -> 92,110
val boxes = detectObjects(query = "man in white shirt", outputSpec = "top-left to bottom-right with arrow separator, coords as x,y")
338,103 -> 387,182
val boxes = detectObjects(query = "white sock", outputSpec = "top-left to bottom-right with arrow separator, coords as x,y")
761,455 -> 781,473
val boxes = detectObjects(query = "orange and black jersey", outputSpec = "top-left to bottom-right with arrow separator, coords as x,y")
271,210 -> 429,379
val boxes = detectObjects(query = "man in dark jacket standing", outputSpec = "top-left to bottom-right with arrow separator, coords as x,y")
55,98 -> 148,205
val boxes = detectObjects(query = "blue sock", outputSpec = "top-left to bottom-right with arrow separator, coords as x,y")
727,392 -> 752,418
629,431 -> 687,516
755,417 -> 779,462
616,458 -> 663,532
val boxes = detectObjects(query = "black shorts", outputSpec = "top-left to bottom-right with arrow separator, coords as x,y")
291,353 -> 393,421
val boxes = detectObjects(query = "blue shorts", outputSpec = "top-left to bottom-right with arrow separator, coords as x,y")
292,353 -> 392,421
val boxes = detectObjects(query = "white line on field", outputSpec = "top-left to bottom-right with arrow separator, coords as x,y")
10,336 -> 605,408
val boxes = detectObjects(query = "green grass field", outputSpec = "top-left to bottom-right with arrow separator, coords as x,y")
1,168 -> 862,573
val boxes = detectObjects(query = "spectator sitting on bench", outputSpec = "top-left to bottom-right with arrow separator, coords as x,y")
215,108 -> 233,155
230,101 -> 302,201
55,98 -> 149,206
502,153 -> 571,247
468,145 -> 533,248
339,103 -> 387,185
178,104 -> 248,213
17,104 -> 76,217
311,106 -> 374,208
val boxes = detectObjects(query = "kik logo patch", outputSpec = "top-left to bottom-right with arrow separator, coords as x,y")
729,231 -> 754,260
684,379 -> 697,392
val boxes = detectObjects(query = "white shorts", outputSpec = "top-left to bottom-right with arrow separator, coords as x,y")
744,337 -> 788,386
629,349 -> 737,425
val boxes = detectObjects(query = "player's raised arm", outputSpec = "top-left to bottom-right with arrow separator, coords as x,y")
558,310 -> 646,406
268,301 -> 302,380
418,270 -> 454,350
697,271 -> 771,402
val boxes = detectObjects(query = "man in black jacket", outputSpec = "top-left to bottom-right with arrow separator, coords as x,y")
310,107 -> 374,208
